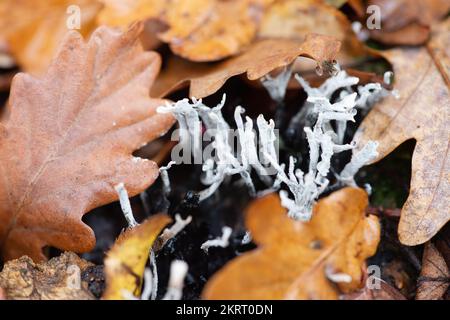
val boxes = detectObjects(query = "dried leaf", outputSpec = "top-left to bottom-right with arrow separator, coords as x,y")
258,0 -> 366,66
367,0 -> 450,45
0,252 -> 94,300
435,224 -> 450,269
102,214 -> 171,300
353,47 -> 449,245
167,0 -> 264,62
203,187 -> 380,300
0,24 -> 175,262
416,243 -> 450,300
99,0 -> 263,62
428,19 -> 450,87
152,34 -> 341,98
0,0 -> 102,74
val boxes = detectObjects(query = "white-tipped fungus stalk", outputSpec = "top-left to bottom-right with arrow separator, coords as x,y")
114,182 -> 138,228
201,226 -> 233,253
261,66 -> 293,103
241,231 -> 252,245
162,260 -> 189,300
155,214 -> 192,250
157,67 -> 394,221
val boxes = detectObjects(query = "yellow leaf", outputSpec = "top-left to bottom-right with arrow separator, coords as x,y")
102,214 -> 172,300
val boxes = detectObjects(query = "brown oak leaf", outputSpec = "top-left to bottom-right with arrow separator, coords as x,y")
0,0 -> 102,74
258,0 -> 366,67
353,46 -> 449,245
0,23 -> 175,262
151,34 -> 341,98
416,243 -> 450,300
0,252 -> 95,300
103,214 -> 171,300
98,0 -> 212,43
428,18 -> 450,87
366,0 -> 450,45
202,188 -> 380,300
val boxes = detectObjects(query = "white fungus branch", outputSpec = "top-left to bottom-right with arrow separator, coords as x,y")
155,214 -> 192,251
141,268 -> 154,300
162,260 -> 189,300
159,160 -> 176,196
201,226 -> 233,253
325,266 -> 352,284
114,182 -> 138,228
149,250 -> 158,300
241,231 -> 252,245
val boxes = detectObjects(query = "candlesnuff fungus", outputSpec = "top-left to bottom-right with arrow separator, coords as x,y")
157,68 -> 395,220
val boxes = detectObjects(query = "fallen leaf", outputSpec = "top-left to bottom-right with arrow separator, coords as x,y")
369,22 -> 430,47
366,0 -> 450,45
152,34 -> 341,98
342,279 -> 407,300
0,0 -> 102,74
97,0 -> 166,28
369,0 -> 449,32
353,47 -> 450,245
102,214 -> 171,300
416,243 -> 450,300
258,0 -> 366,67
202,187 -> 380,299
0,23 -> 175,262
166,0 -> 264,62
0,252 -> 94,300
382,259 -> 414,295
